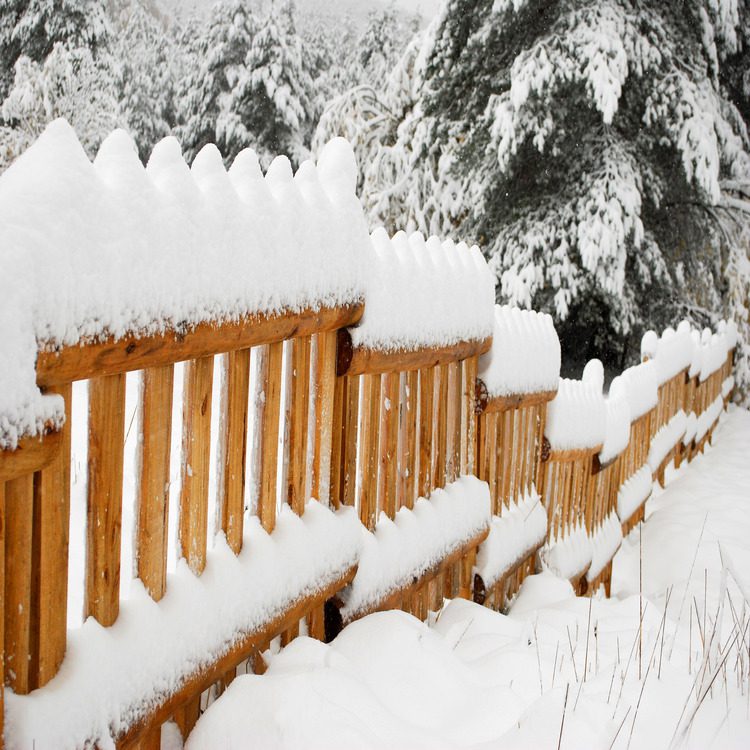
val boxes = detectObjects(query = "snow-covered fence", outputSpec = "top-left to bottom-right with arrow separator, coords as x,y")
614,360 -> 658,535
326,228 -> 495,633
0,123 -> 371,749
536,368 -> 607,594
0,120 -> 742,750
472,306 -> 559,609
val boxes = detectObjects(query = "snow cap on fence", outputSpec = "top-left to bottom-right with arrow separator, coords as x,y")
599,374 -> 631,464
619,360 -> 658,422
641,326 -> 693,385
0,120 -> 369,448
544,364 -> 607,451
348,229 -> 495,352
477,305 -> 561,398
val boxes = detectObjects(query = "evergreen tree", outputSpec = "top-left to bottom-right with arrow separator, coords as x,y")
0,42 -> 118,169
175,0 -> 256,163
112,1 -> 178,160
217,0 -> 314,165
325,0 -> 750,386
0,0 -> 109,98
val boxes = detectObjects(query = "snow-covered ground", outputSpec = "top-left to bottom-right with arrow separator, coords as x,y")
186,407 -> 750,749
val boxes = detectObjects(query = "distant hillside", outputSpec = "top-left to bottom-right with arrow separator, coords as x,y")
156,0 -> 436,28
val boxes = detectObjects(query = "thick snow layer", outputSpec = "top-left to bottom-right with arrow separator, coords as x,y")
339,477 -> 490,621
539,521 -> 592,581
349,230 -> 495,352
641,326 -> 693,385
475,488 -> 547,588
0,121 -> 367,448
544,373 -> 606,451
722,375 -> 734,398
187,411 -> 750,750
4,502 -> 362,750
618,360 -> 658,421
599,375 -> 631,464
695,395 -> 723,443
683,411 -> 698,445
476,305 -> 560,398
648,410 -> 687,471
699,330 -> 731,382
586,512 -> 623,582
616,464 -> 652,522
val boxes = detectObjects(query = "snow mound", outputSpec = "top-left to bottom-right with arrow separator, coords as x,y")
0,120 -> 368,448
475,488 -> 547,588
695,395 -> 723,443
539,521 -> 592,581
648,410 -> 687,471
545,366 -> 606,451
722,375 -> 734,399
349,229 -> 495,353
339,477 -> 490,621
599,375 -> 631,464
616,465 -> 652,522
586,512 -> 623,582
477,305 -> 560,397
618,360 -> 658,421
641,326 -> 693,385
4,502 -> 362,750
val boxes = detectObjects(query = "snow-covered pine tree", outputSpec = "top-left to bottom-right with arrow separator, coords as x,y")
358,3 -> 420,88
299,9 -> 360,121
0,0 -> 109,98
217,0 -> 314,165
175,0 -> 256,164
112,0 -> 179,160
0,42 -> 118,169
322,0 -> 750,383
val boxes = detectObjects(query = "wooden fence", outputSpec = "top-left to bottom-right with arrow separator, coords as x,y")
0,309 -> 736,748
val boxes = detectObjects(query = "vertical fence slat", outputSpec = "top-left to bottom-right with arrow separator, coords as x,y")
330,373 -> 347,509
287,336 -> 311,515
342,375 -> 360,508
31,382 -> 72,688
418,368 -> 434,499
434,364 -> 449,490
378,373 -> 399,519
259,342 -> 283,533
4,474 -> 33,693
501,410 -> 513,505
86,373 -> 126,626
311,330 -> 337,505
179,357 -> 213,576
137,366 -> 174,598
359,374 -> 381,529
460,356 -> 477,475
219,350 -> 250,553
487,414 -> 499,515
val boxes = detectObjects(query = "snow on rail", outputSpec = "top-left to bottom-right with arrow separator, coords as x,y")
545,366 -> 606,452
349,229 -> 495,353
475,488 -> 547,588
5,502 -> 361,750
477,305 -> 560,397
0,120 -> 368,448
339,477 -> 490,621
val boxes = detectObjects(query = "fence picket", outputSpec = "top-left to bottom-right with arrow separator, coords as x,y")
137,366 -> 173,598
179,357 -> 213,575
86,373 -> 126,625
